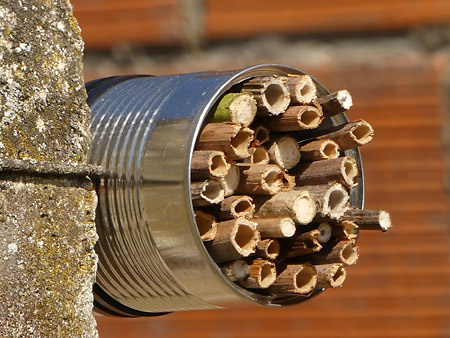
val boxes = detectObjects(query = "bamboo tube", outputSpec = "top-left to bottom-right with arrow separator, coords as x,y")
252,125 -> 270,147
211,93 -> 257,126
283,75 -> 317,104
281,171 -> 296,192
243,146 -> 270,164
286,229 -> 322,258
219,164 -> 240,197
256,239 -> 280,260
315,263 -> 346,289
269,264 -> 317,296
299,183 -> 349,219
310,99 -> 324,115
219,195 -> 255,220
254,190 -> 316,225
317,222 -> 332,243
220,259 -> 250,282
267,135 -> 301,170
317,90 -> 353,117
299,139 -> 340,161
310,240 -> 359,266
194,210 -> 217,241
208,218 -> 260,263
332,220 -> 359,242
242,76 -> 290,115
240,258 -> 277,289
340,208 -> 392,232
196,123 -> 254,159
191,179 -> 225,206
255,217 -> 296,238
264,105 -> 323,132
236,164 -> 284,195
316,119 -> 374,151
293,156 -> 359,188
191,150 -> 230,179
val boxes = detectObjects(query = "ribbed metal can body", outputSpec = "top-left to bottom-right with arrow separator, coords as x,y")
87,64 -> 364,316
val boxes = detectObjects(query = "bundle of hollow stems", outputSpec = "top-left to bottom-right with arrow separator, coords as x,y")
191,74 -> 391,298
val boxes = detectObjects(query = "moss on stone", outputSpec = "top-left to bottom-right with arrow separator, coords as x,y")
0,0 -> 91,164
0,1 -> 98,337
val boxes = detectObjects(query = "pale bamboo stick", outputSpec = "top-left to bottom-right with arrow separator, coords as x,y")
191,150 -> 230,179
254,217 -> 296,238
254,190 -> 317,225
340,208 -> 392,232
298,183 -> 349,219
315,263 -> 346,288
316,119 -> 374,151
263,105 -> 323,132
256,239 -> 280,260
208,218 -> 260,263
191,179 -> 225,206
211,92 -> 257,126
242,76 -> 290,115
269,264 -> 317,296
299,139 -> 340,162
240,258 -> 277,289
283,75 -> 317,104
310,240 -> 359,266
219,195 -> 255,220
317,90 -> 353,117
236,164 -> 284,195
293,156 -> 359,188
267,135 -> 301,170
196,123 -> 254,159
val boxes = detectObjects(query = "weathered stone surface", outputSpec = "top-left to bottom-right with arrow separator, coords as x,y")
0,1 -> 98,337
0,0 -> 90,163
0,175 -> 98,337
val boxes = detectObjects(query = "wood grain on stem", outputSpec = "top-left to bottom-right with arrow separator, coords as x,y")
269,264 -> 317,296
197,122 -> 254,159
267,135 -> 301,170
317,90 -> 353,117
293,156 -> 359,188
254,217 -> 296,238
236,164 -> 284,195
242,76 -> 290,115
315,263 -> 347,288
299,139 -> 340,161
240,258 -> 277,289
263,105 -> 323,132
191,150 -> 230,179
298,183 -> 349,219
283,75 -> 317,104
254,190 -> 316,225
340,208 -> 392,232
208,218 -> 260,263
219,195 -> 255,220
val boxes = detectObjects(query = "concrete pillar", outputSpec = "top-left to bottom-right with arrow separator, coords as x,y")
0,1 -> 98,337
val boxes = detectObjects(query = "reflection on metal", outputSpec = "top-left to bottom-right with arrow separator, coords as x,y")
87,64 -> 364,317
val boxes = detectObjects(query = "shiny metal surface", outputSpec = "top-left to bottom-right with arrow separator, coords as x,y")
87,64 -> 364,314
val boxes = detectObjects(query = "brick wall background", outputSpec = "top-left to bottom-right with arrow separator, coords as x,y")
72,1 -> 450,337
